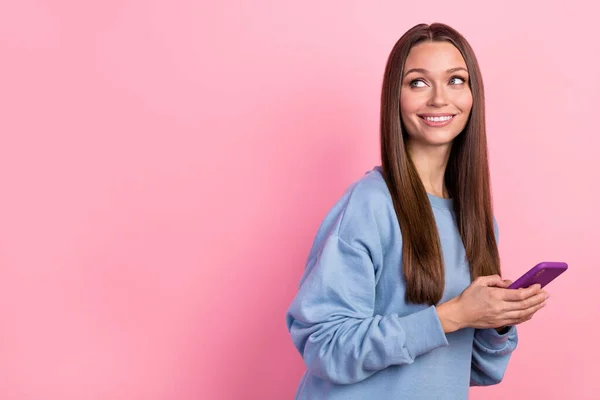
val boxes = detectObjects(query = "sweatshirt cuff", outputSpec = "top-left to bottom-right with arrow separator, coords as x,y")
395,305 -> 449,359
474,326 -> 516,351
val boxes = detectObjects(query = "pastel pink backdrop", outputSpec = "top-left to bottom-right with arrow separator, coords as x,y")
0,1 -> 597,399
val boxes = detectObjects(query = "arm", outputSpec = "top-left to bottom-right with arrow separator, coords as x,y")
470,326 -> 518,386
469,215 -> 518,386
435,279 -> 519,386
285,234 -> 449,385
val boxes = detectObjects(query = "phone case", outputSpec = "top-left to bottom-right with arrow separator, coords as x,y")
507,261 -> 568,289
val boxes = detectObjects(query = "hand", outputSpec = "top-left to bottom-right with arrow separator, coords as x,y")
436,275 -> 549,332
488,278 -> 527,334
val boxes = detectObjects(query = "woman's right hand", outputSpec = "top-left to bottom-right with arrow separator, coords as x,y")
436,275 -> 549,333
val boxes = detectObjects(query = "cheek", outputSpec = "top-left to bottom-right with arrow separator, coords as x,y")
399,95 -> 416,136
456,91 -> 473,114
399,93 -> 421,121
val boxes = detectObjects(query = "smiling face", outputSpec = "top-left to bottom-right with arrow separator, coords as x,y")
400,41 -> 473,149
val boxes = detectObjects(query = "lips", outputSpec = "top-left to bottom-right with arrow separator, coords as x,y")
418,114 -> 456,127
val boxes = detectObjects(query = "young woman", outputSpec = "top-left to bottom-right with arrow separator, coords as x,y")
285,23 -> 549,399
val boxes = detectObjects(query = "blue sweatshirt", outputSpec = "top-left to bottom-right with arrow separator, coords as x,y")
285,166 -> 518,400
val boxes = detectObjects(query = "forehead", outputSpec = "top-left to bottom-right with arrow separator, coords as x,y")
404,41 -> 467,72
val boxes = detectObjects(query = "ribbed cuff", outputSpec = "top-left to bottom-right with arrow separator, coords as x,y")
475,326 -> 516,351
395,305 -> 449,359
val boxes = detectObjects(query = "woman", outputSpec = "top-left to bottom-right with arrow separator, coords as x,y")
285,23 -> 548,399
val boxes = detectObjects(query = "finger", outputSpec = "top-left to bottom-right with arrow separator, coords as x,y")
505,316 -> 532,326
507,312 -> 537,326
504,298 -> 547,323
503,291 -> 548,311
477,274 -> 504,287
490,279 -> 511,289
501,284 -> 544,301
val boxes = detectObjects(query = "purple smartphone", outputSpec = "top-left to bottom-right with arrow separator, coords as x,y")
508,261 -> 568,289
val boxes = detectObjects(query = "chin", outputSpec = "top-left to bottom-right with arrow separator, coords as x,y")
421,131 -> 461,147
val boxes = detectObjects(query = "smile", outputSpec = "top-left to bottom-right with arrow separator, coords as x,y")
418,114 -> 456,127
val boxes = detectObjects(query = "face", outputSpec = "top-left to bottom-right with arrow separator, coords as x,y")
400,41 -> 473,148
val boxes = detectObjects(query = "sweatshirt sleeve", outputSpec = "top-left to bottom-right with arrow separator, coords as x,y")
469,215 -> 518,386
470,327 -> 518,386
285,233 -> 450,385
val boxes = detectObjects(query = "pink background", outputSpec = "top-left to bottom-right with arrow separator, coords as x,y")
1,1 -> 598,399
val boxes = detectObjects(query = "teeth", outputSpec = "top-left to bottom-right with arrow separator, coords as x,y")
424,116 -> 453,122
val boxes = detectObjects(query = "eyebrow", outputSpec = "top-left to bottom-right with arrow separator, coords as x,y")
403,67 -> 468,77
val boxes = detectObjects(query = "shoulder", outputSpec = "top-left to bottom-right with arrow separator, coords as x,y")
306,166 -> 396,268
334,166 -> 395,245
341,166 -> 391,209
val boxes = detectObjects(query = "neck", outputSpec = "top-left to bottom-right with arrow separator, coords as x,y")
406,141 -> 452,198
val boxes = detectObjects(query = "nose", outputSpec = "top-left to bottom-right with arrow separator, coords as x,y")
428,85 -> 448,107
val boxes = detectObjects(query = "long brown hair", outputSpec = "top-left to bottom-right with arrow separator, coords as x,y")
380,22 -> 500,305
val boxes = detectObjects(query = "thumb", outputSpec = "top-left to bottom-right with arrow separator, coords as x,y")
489,279 -> 512,289
477,274 -> 506,287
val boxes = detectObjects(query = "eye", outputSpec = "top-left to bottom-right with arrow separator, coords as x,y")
409,79 -> 427,88
449,75 -> 467,85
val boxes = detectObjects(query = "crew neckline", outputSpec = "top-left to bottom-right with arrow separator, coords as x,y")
426,192 -> 453,210
372,166 -> 453,210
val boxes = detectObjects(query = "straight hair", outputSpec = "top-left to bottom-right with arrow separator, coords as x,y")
379,23 -> 501,305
